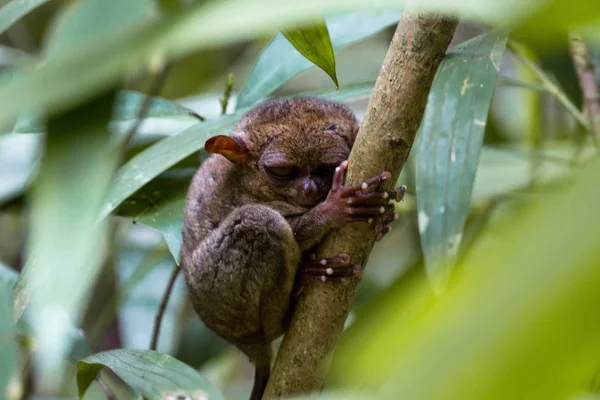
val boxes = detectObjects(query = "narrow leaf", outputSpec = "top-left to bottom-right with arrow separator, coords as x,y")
236,11 -> 400,109
282,17 -> 338,87
0,280 -> 17,398
14,93 -> 118,391
77,349 -> 223,400
0,0 -> 51,37
116,169 -> 193,264
416,31 -> 508,292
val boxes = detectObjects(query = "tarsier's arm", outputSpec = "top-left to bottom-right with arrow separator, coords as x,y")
287,161 -> 406,252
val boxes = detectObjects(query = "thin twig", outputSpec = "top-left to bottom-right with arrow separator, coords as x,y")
569,33 -> 600,144
149,263 -> 180,351
507,41 -> 594,144
219,73 -> 235,115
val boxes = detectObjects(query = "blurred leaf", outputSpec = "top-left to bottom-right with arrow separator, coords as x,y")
77,349 -> 224,400
17,308 -> 92,364
472,144 -> 586,203
0,0 -> 51,37
511,0 -> 600,49
416,31 -> 507,292
237,11 -> 400,109
13,93 -> 118,392
2,0 -> 582,132
333,155 -> 600,399
0,45 -> 32,67
43,0 -> 157,58
282,17 -> 338,87
11,91 -> 201,133
0,261 -> 18,288
0,133 -> 40,204
0,280 -> 17,399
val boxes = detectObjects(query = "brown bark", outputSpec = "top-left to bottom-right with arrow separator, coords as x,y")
263,6 -> 458,399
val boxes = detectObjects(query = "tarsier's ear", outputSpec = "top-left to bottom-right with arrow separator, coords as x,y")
205,135 -> 252,164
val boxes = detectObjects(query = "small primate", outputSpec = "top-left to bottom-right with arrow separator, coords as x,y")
181,97 -> 405,400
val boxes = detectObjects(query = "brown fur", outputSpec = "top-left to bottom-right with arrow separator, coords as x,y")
181,98 -> 359,400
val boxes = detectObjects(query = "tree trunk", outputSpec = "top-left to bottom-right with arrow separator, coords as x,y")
263,4 -> 458,398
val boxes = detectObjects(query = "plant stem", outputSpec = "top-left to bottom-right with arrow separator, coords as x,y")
149,263 -> 180,351
569,33 -> 600,144
507,41 -> 595,146
220,73 -> 235,115
263,5 -> 458,398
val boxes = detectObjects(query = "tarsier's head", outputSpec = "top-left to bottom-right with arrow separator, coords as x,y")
205,97 -> 359,208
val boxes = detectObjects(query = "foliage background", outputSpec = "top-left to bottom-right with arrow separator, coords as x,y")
0,0 -> 599,399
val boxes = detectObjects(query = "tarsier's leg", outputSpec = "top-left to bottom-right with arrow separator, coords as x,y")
181,204 -> 300,363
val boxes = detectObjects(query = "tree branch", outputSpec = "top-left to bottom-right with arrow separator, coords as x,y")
569,33 -> 600,144
264,6 -> 458,398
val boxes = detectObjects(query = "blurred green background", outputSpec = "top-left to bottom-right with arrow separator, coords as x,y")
0,0 -> 600,399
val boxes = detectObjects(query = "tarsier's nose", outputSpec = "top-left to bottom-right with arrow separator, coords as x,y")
297,177 -> 322,207
303,179 -> 318,195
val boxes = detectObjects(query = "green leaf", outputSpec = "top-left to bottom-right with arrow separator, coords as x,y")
116,169 -> 193,263
0,280 -> 17,398
0,261 -> 18,288
77,349 -> 224,400
282,17 -> 338,87
0,133 -> 40,204
415,31 -> 507,292
43,0 -> 157,58
332,155 -> 600,400
236,11 -> 400,109
13,93 -> 118,392
0,0 -> 51,37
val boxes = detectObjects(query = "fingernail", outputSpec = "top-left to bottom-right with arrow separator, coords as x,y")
361,182 -> 368,190
320,259 -> 327,265
382,192 -> 389,199
379,206 -> 385,214
368,218 -> 373,224
326,268 -> 334,275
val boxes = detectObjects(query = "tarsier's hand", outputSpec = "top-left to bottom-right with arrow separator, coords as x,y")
321,160 -> 406,241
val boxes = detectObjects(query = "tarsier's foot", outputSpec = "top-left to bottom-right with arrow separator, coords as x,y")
294,253 -> 363,296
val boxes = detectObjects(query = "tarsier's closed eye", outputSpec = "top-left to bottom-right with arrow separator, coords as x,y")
265,166 -> 298,179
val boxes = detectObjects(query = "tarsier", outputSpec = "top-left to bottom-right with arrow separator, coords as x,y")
181,97 -> 405,400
